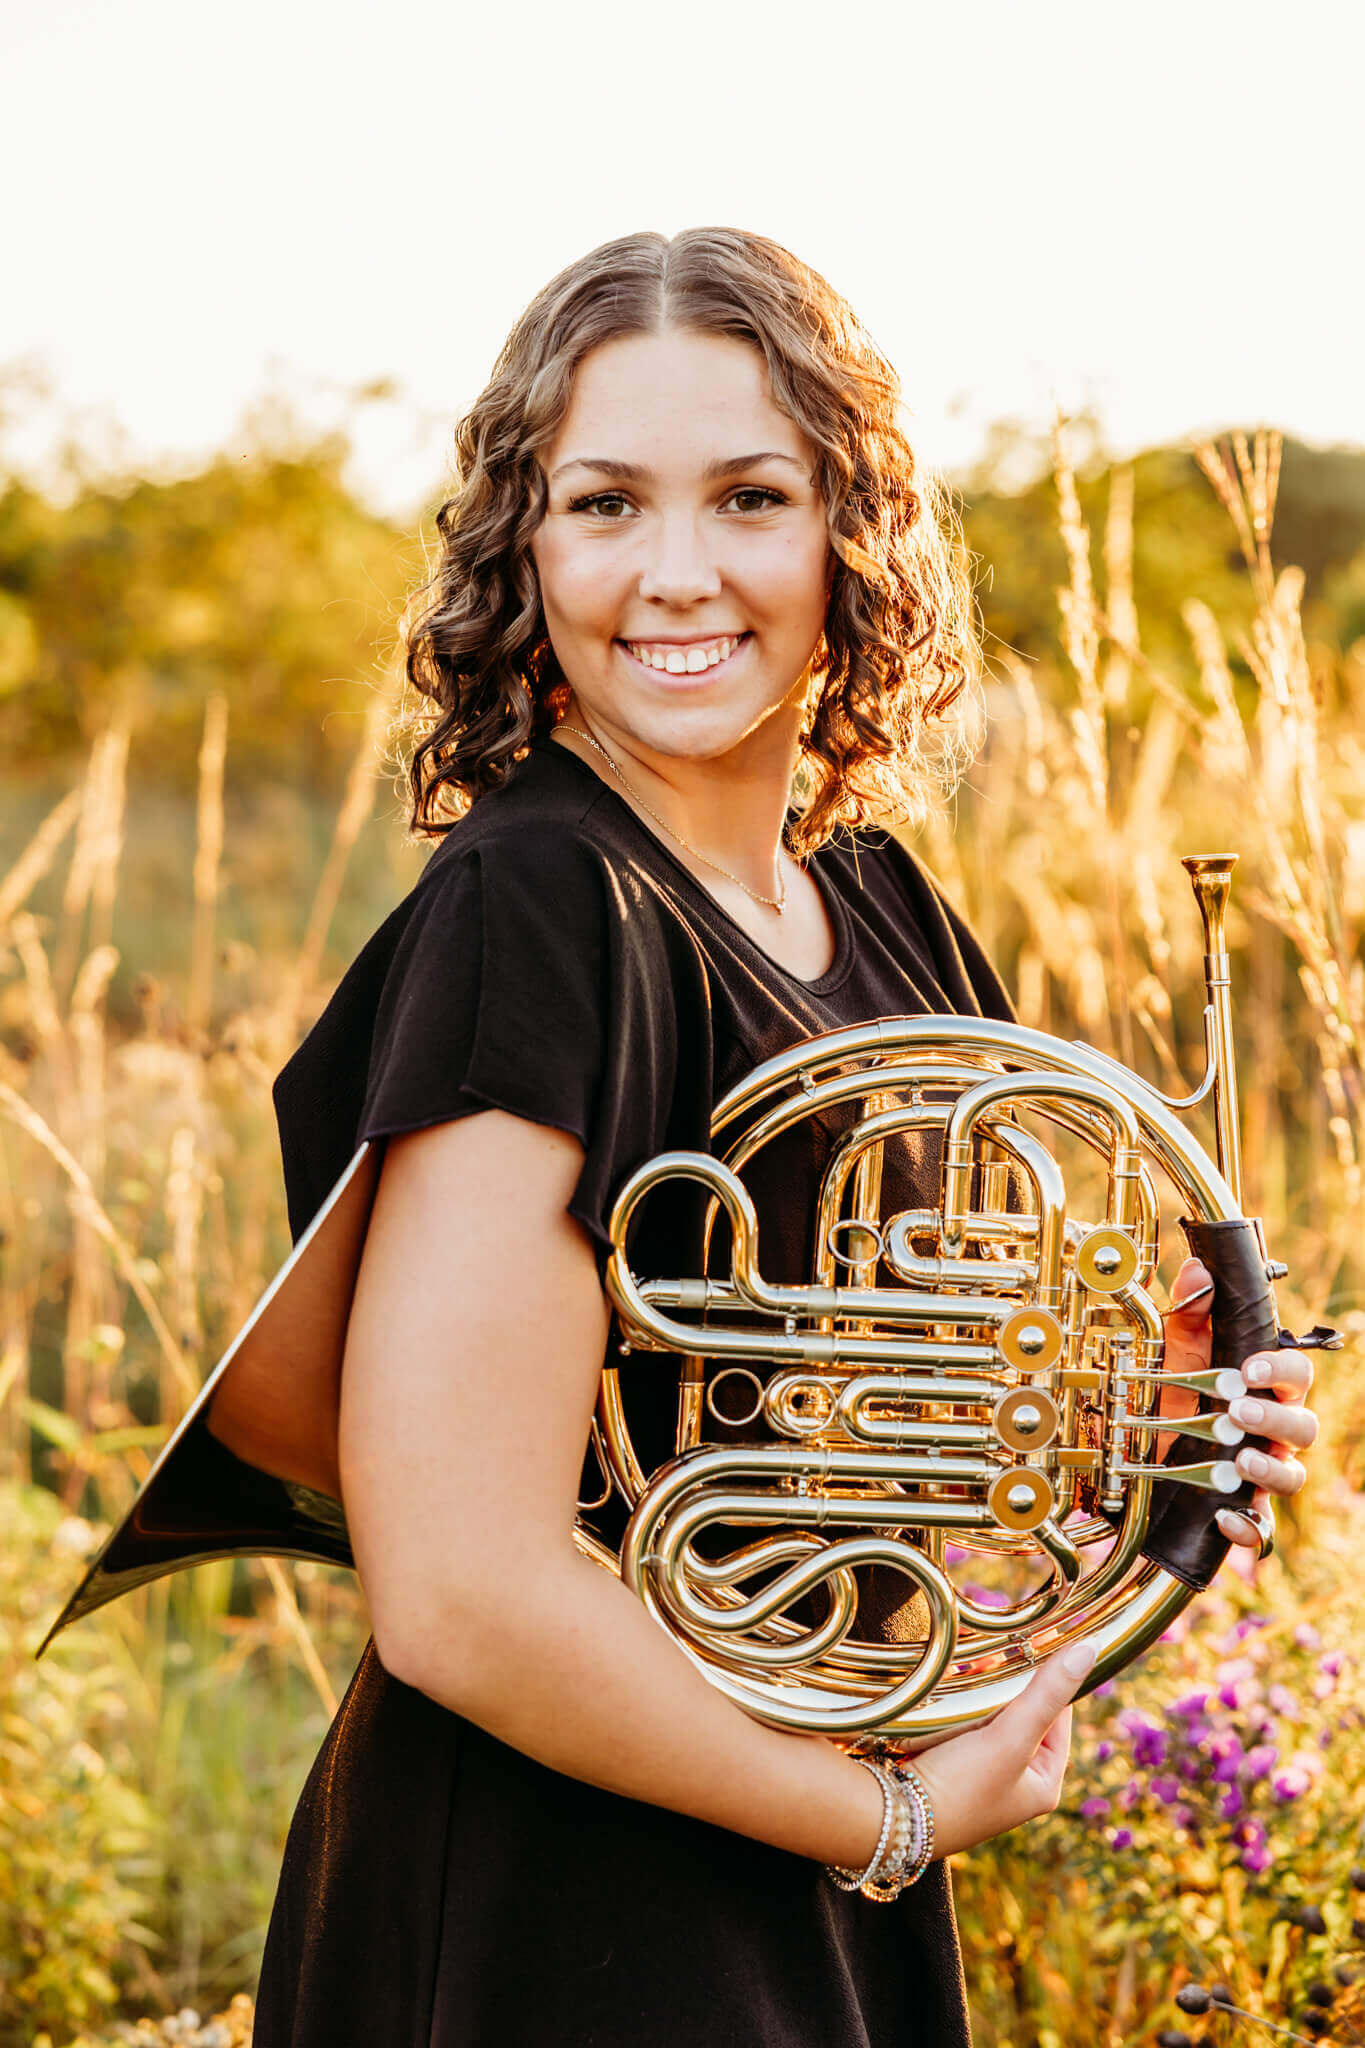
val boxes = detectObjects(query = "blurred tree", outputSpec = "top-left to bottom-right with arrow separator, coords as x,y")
0,418 -> 416,793
956,426 -> 1365,694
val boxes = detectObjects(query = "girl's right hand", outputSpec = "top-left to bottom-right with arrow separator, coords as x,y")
902,1642 -> 1098,1858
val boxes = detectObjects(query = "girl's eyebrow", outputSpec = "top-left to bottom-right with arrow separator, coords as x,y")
551,451 -> 808,484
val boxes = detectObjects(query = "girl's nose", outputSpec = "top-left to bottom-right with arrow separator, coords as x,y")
636,516 -> 723,607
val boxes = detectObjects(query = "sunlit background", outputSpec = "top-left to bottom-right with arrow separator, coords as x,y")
4,6 -> 1365,2045
3,0 -> 1361,512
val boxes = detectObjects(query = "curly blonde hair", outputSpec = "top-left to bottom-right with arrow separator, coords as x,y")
398,226 -> 984,854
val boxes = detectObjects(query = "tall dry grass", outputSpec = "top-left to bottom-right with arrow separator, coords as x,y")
930,427 -> 1365,2045
0,671 -> 406,2036
0,428 -> 1361,2043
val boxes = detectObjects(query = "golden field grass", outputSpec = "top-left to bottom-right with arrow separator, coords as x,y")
2,427 -> 1363,2047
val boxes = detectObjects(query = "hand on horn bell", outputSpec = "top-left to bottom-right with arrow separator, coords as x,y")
1161,1256 -> 1320,1552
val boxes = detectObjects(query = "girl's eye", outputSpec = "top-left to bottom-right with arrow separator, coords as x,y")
564,487 -> 787,519
567,491 -> 632,518
726,487 -> 786,513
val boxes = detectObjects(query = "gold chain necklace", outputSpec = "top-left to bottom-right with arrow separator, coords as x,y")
556,725 -> 790,914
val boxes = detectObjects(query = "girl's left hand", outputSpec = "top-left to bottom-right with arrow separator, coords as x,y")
1164,1255 -> 1321,1550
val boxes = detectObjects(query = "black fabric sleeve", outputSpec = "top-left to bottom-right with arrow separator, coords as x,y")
355,830 -> 707,1277
874,833 -> 1019,1023
928,885 -> 1018,1024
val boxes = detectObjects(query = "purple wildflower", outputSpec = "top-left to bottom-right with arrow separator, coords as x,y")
1318,1728 -> 1333,1749
1095,1740 -> 1114,1763
1243,1743 -> 1278,1782
1319,1651 -> 1345,1677
1168,1689 -> 1213,1719
1232,1818 -> 1266,1847
1079,1796 -> 1109,1819
1241,1840 -> 1273,1873
1215,1658 -> 1259,1710
1117,1708 -> 1169,1768
1110,1826 -> 1134,1850
1091,1679 -> 1116,1699
1221,1617 -> 1266,1653
1268,1683 -> 1302,1721
1219,1786 -> 1245,1820
1293,1622 -> 1322,1650
1179,1755 -> 1203,1783
1209,1732 -> 1245,1784
1150,1774 -> 1182,1806
1271,1765 -> 1313,1801
1118,1778 -> 1142,1812
1136,1727 -> 1169,1769
1225,1677 -> 1265,1709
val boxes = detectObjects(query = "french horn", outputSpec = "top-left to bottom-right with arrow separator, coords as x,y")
39,857 -> 1330,1751
578,855 -> 1330,1743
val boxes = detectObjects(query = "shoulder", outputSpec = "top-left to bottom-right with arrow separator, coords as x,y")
819,825 -> 1017,1023
412,745 -> 703,974
815,824 -> 954,922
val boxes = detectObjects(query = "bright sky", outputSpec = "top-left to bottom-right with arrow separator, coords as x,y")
1,0 -> 1358,517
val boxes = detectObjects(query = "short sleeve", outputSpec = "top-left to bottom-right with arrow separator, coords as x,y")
356,829 -> 711,1276
874,836 -> 1018,1024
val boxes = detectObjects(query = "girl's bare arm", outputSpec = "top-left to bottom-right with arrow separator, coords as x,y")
339,1109 -> 1094,1874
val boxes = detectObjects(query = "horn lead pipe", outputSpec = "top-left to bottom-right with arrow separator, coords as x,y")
1182,855 -> 1242,1209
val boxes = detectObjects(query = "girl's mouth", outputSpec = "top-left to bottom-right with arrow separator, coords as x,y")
616,632 -> 752,681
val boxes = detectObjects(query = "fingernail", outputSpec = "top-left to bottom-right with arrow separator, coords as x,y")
1247,1359 -> 1273,1385
1062,1642 -> 1097,1678
1234,1398 -> 1265,1425
1240,1450 -> 1269,1479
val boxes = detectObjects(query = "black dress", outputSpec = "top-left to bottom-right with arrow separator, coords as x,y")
253,738 -> 1017,2048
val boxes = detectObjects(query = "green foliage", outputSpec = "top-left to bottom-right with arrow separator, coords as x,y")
0,1483 -> 366,2040
0,1487 -> 162,2043
0,775 -> 426,1039
961,424 -> 1365,687
955,1493 -> 1365,2043
0,438 -> 416,791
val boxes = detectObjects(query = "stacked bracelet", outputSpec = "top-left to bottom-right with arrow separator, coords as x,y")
886,1756 -> 935,1890
825,1754 -> 936,1903
825,1757 -> 900,1897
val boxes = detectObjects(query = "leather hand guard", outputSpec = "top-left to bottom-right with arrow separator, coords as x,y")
1136,1218 -> 1337,1592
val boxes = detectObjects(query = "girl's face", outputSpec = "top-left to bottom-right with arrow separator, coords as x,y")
530,327 -> 832,767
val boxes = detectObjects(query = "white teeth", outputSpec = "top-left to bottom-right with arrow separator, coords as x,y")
625,634 -> 743,671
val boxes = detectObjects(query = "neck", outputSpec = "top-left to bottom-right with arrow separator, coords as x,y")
551,694 -> 806,902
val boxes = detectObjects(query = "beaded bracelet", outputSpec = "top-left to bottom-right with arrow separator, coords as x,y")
858,1770 -> 917,1903
826,1749 -> 941,1902
825,1757 -> 904,1898
886,1758 -> 935,1890
862,1764 -> 917,1901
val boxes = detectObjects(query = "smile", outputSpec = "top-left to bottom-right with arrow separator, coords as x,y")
618,633 -> 750,676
